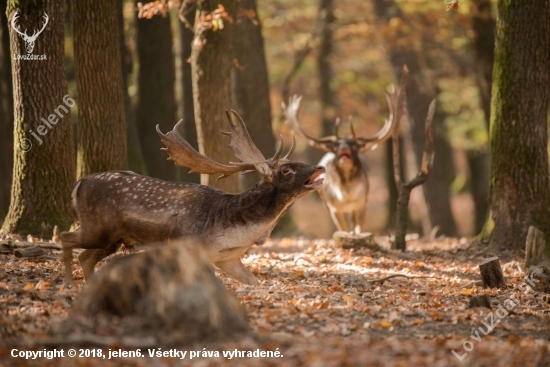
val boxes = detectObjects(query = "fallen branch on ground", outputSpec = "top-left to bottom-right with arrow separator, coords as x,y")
366,273 -> 435,284
0,240 -> 62,250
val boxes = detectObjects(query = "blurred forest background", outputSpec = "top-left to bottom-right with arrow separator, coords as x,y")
0,0 -> 496,239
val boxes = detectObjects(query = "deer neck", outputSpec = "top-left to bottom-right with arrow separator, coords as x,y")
218,182 -> 295,228
335,157 -> 360,184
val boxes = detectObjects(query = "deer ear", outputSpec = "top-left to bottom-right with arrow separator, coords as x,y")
254,162 -> 274,183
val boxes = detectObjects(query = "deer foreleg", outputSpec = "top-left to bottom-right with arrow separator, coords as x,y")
352,208 -> 366,234
215,257 -> 259,285
329,209 -> 347,232
60,230 -> 82,286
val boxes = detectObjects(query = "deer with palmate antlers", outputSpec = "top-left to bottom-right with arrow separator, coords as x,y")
61,111 -> 325,286
283,95 -> 396,234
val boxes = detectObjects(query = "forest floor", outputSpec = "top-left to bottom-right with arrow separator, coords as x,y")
0,235 -> 549,366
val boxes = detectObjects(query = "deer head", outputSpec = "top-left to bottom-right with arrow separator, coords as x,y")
11,11 -> 49,54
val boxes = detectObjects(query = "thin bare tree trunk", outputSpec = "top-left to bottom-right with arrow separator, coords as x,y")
74,0 -> 127,178
178,19 -> 200,184
119,0 -> 146,175
191,0 -> 239,193
232,0 -> 276,189
468,0 -> 494,235
313,0 -> 339,163
135,7 -> 177,181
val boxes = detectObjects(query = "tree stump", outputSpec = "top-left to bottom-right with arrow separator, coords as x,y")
14,246 -> 45,258
333,231 -> 378,249
525,266 -> 550,293
479,257 -> 506,289
469,295 -> 491,309
65,240 -> 249,346
524,226 -> 545,269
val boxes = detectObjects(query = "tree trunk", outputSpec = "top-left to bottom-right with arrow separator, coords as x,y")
73,0 -> 127,178
468,0 -> 494,235
135,7 -> 177,181
312,0 -> 338,164
467,149 -> 489,235
0,0 -> 13,219
232,0 -> 276,189
178,20 -> 200,184
372,0 -> 458,237
385,139 -> 398,229
485,0 -> 550,252
2,0 -> 76,238
192,0 -> 239,193
471,0 -> 495,131
421,106 -> 457,237
119,0 -> 146,175
524,226 -> 545,269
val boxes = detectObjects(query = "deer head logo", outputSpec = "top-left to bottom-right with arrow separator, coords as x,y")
11,11 -> 49,54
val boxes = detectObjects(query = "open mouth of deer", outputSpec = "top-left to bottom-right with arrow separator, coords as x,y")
338,152 -> 351,161
304,169 -> 325,189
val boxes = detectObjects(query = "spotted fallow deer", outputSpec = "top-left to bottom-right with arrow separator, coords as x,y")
61,111 -> 325,285
283,95 -> 395,234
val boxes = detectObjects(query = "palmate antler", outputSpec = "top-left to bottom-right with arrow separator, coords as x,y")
282,95 -> 337,153
282,94 -> 396,152
156,110 -> 296,180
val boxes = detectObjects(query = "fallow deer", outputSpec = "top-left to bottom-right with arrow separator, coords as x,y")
283,95 -> 395,234
61,111 -> 325,286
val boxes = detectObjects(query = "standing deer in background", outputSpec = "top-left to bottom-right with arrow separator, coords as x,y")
283,95 -> 395,234
61,111 -> 325,286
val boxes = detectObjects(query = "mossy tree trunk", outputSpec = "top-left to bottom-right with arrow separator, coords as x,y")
232,0 -> 276,189
373,0 -> 458,237
192,0 -> 239,193
484,0 -> 550,252
2,0 -> 75,238
135,6 -> 177,181
73,0 -> 127,178
0,0 -> 13,219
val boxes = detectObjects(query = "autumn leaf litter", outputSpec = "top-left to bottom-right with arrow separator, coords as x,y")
1,236 -> 549,366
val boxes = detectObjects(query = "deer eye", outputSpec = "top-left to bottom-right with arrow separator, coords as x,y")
281,167 -> 295,175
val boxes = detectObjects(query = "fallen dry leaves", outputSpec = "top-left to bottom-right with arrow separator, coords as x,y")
0,236 -> 549,366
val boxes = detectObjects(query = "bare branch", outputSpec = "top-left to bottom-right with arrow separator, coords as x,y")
391,65 -> 436,251
403,99 -> 436,190
391,65 -> 409,193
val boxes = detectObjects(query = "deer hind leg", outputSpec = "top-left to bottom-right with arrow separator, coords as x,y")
215,257 -> 259,285
60,230 -> 83,286
352,208 -> 366,234
78,243 -> 120,282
